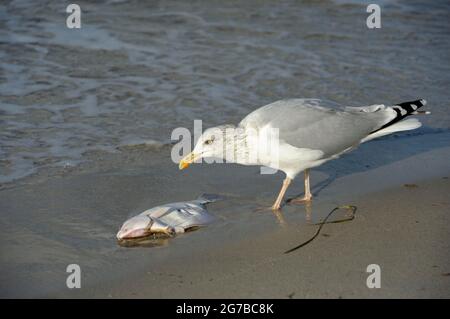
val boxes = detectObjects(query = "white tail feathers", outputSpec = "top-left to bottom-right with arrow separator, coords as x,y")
361,118 -> 422,143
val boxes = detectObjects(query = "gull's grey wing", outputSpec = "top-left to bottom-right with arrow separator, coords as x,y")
239,99 -> 395,157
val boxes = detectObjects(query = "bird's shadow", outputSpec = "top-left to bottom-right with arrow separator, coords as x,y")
291,127 -> 450,199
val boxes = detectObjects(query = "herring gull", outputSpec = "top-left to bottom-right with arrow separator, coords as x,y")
179,98 -> 428,210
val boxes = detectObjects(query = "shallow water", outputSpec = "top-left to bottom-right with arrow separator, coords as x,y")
1,0 -> 449,183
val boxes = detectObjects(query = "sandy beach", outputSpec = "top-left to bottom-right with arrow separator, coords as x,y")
74,177 -> 450,299
1,0 -> 449,299
0,130 -> 449,298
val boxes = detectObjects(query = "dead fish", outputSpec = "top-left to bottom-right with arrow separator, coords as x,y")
116,194 -> 220,240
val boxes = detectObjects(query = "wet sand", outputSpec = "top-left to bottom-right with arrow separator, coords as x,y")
0,131 -> 449,298
69,177 -> 450,299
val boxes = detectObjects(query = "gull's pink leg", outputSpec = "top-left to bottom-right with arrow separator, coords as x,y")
272,177 -> 292,210
289,169 -> 313,204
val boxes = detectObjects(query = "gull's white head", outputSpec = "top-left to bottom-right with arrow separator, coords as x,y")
179,125 -> 237,169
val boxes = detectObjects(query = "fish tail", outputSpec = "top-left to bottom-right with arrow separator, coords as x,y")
197,193 -> 222,204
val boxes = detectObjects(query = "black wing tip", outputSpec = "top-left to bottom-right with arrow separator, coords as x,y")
371,98 -> 428,135
415,99 -> 427,107
395,99 -> 427,113
397,98 -> 427,106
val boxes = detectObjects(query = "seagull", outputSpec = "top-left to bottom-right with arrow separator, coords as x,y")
179,98 -> 428,210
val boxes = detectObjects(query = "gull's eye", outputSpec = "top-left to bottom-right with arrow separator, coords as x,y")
204,139 -> 213,145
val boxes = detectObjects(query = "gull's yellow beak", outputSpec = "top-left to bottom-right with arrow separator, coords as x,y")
179,152 -> 199,170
